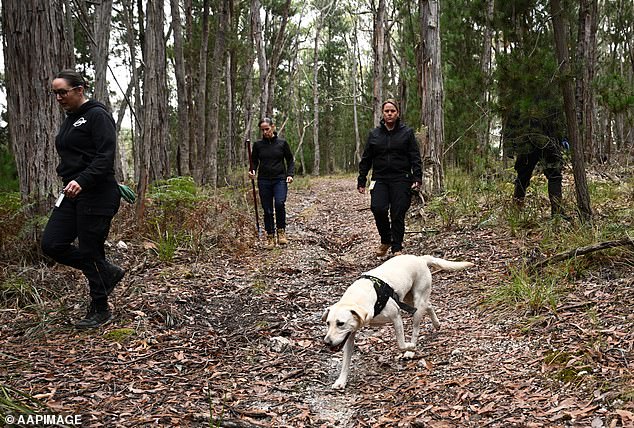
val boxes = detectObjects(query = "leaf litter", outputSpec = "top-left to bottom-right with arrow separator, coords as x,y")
0,176 -> 632,427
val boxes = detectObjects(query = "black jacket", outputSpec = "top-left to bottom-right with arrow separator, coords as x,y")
252,134 -> 295,180
55,100 -> 117,190
357,119 -> 422,188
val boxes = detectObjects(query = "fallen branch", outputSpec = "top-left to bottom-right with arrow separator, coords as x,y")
533,237 -> 634,271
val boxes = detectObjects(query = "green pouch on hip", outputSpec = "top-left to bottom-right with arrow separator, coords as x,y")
118,184 -> 136,204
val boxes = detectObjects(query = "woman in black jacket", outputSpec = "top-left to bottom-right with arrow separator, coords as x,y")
248,118 -> 295,249
357,99 -> 422,256
41,70 -> 125,329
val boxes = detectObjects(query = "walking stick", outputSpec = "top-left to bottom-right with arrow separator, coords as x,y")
245,139 -> 262,236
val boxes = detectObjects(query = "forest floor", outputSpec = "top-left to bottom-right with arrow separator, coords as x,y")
1,175 -> 633,427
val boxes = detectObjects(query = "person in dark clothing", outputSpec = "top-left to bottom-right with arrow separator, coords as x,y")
357,99 -> 423,256
248,117 -> 295,249
504,103 -> 567,218
41,69 -> 125,329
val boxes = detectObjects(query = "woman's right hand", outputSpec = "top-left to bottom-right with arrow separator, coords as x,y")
248,170 -> 256,179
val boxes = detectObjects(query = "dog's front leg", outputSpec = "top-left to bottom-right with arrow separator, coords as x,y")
332,332 -> 356,390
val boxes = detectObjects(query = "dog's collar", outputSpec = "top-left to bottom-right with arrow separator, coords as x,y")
360,274 -> 417,317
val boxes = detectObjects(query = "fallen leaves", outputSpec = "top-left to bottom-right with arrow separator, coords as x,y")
1,177 -> 632,427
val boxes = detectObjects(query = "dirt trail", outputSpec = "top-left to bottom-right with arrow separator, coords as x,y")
225,177 -> 631,427
1,176 -> 631,427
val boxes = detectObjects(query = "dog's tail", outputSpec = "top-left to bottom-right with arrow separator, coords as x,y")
422,255 -> 474,272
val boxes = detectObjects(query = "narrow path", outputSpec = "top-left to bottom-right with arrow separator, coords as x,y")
230,176 -> 550,427
2,176 -> 628,427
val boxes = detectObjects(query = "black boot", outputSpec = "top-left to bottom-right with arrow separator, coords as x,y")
104,262 -> 126,296
76,299 -> 112,330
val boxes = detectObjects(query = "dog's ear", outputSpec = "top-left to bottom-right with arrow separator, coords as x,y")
321,307 -> 330,322
350,308 -> 370,326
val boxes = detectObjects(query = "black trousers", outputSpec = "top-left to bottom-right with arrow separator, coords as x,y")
257,178 -> 288,234
513,143 -> 564,215
41,184 -> 120,302
370,180 -> 412,253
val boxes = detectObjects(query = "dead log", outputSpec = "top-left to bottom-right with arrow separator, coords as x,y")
533,237 -> 634,270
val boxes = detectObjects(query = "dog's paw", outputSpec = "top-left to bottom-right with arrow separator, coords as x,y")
403,350 -> 416,359
332,380 -> 347,390
400,342 -> 416,351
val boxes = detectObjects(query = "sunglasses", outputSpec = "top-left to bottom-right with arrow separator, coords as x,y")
50,86 -> 82,97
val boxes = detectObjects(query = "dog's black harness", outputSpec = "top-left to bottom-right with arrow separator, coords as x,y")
360,274 -> 417,317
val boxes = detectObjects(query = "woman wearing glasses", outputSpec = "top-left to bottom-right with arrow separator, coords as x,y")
41,69 -> 125,330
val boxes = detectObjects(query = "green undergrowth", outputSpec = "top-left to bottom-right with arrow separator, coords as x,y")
0,176 -> 271,332
114,176 -> 259,261
0,382 -> 50,420
433,166 -> 634,315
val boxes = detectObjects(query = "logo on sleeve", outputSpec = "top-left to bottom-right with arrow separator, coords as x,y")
73,117 -> 87,127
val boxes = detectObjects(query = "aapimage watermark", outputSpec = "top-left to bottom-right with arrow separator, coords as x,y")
3,413 -> 82,426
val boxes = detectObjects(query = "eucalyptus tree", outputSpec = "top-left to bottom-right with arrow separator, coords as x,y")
318,6 -> 353,173
595,0 -> 634,161
371,0 -> 387,126
576,0 -> 599,163
170,0 -> 192,176
137,0 -> 171,219
74,0 -> 113,106
205,0 -> 230,187
418,0 -> 445,194
310,0 -> 336,175
1,0 -> 73,216
550,0 -> 592,221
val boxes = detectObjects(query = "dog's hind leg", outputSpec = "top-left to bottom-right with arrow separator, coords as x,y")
332,332 -> 356,390
427,305 -> 440,330
393,313 -> 416,352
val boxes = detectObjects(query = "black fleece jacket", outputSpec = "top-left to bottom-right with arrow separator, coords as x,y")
357,119 -> 422,188
252,134 -> 295,180
55,100 -> 117,190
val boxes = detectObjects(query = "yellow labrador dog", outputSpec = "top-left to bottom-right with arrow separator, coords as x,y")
322,254 -> 473,389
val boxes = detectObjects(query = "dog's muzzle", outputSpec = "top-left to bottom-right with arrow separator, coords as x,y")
325,332 -> 351,352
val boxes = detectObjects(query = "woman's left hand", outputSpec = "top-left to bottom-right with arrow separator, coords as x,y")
286,176 -> 294,184
63,180 -> 83,198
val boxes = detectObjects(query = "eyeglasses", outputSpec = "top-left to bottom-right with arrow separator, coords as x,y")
50,86 -> 81,97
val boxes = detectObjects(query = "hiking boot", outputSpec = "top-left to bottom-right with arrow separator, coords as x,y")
104,263 -> 126,296
76,303 -> 112,330
277,229 -> 288,246
375,243 -> 390,257
264,234 -> 276,250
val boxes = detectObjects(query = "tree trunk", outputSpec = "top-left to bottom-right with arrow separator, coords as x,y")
92,0 -> 113,107
550,0 -> 593,222
240,0 -> 257,154
478,0 -> 494,155
170,0 -> 191,176
205,0 -> 229,187
372,0 -> 386,126
137,0 -> 170,220
226,51 -> 235,171
312,19 -> 322,176
419,0 -> 444,194
350,19 -> 362,163
1,0 -> 72,215
576,0 -> 599,163
121,0 -> 143,184
264,0 -> 292,118
253,0 -> 268,119
193,0 -> 210,184
115,82 -> 135,181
